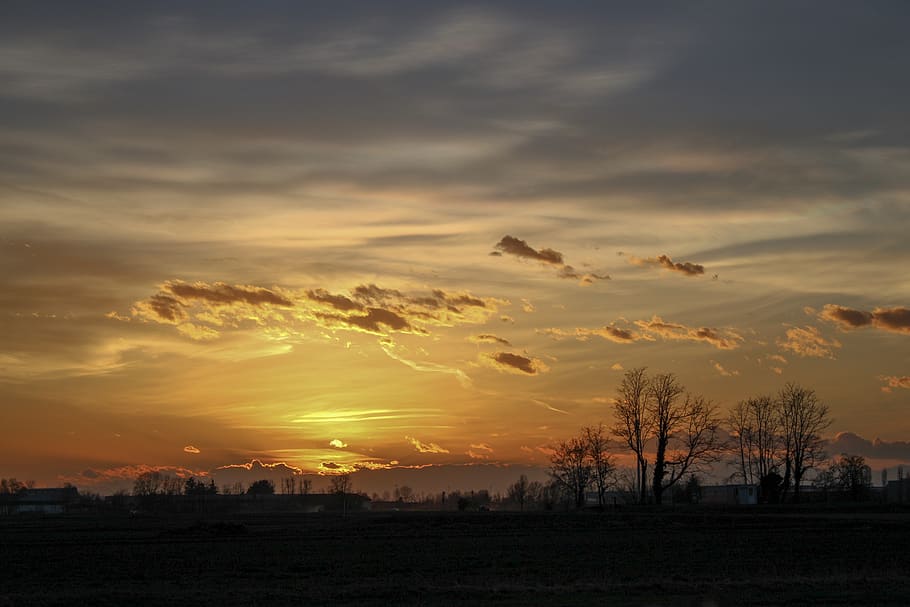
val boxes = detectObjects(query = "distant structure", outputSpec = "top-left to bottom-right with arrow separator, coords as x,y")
5,487 -> 80,514
700,484 -> 759,505
884,477 -> 910,503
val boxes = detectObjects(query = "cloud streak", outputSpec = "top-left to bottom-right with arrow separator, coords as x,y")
542,316 -> 742,350
405,436 -> 450,454
468,333 -> 512,346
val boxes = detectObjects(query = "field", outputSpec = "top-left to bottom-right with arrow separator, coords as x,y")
2,507 -> 909,606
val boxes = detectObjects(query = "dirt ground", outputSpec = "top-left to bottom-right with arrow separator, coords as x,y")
1,507 -> 908,606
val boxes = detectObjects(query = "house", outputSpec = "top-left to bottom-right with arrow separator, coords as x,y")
700,484 -> 759,505
11,487 -> 80,514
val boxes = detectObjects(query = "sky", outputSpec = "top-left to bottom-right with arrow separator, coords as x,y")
2,1 -> 909,495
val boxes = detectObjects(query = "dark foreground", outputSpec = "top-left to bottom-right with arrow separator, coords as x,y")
2,507 -> 909,606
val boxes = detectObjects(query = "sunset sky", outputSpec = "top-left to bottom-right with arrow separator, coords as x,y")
2,2 -> 909,495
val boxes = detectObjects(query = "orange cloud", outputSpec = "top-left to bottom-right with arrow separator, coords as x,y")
777,325 -> 841,359
711,361 -> 740,377
539,325 -> 640,344
879,375 -> 910,393
634,316 -> 743,350
183,445 -> 201,454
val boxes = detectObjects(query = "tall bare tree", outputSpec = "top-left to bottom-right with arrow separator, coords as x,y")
649,373 -> 686,504
649,376 -> 724,504
728,396 -> 780,485
549,436 -> 592,509
507,474 -> 530,511
612,367 -> 651,504
777,383 -> 831,503
329,473 -> 351,495
583,423 -> 615,508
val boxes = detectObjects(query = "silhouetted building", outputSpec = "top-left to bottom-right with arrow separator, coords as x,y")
10,487 -> 80,514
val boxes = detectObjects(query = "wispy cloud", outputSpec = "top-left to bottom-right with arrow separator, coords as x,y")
379,339 -> 471,386
532,399 -> 569,415
542,316 -> 742,350
405,436 -> 450,454
183,445 -> 201,454
539,325 -> 639,344
711,360 -> 739,377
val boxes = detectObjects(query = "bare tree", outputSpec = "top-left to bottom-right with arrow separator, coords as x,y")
728,396 -> 780,485
828,454 -> 872,501
612,367 -> 651,504
329,473 -> 351,495
507,474 -> 530,511
549,436 -> 592,509
583,423 -> 615,508
394,485 -> 414,502
649,372 -> 686,504
777,383 -> 831,503
649,377 -> 724,505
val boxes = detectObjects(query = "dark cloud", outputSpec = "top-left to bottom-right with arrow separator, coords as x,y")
306,288 -> 363,311
494,235 -> 564,265
873,307 -> 910,334
352,284 -> 404,304
317,307 -> 419,335
143,293 -> 186,323
632,254 -> 705,276
493,236 -> 608,285
826,432 -> 910,463
819,304 -> 873,329
482,351 -> 548,375
819,304 -> 910,335
165,281 -> 292,307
